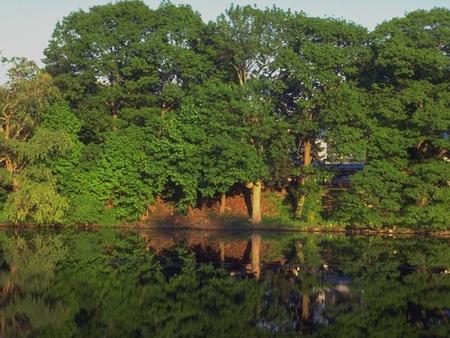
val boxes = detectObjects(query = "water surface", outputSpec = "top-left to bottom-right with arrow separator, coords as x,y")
1,228 -> 449,337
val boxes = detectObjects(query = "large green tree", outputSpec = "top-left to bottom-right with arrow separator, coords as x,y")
336,8 -> 450,229
0,58 -> 75,224
177,79 -> 268,213
63,126 -> 167,220
44,0 -> 155,138
275,15 -> 369,221
44,1 -> 210,139
206,5 -> 293,223
30,2 -> 449,230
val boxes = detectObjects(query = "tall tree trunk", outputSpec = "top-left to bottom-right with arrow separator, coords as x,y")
251,234 -> 261,278
219,193 -> 226,214
302,293 -> 311,320
296,140 -> 313,217
303,140 -> 312,166
250,181 -> 262,224
236,67 -> 263,224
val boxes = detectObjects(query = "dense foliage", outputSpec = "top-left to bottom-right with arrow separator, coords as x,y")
0,2 -> 448,229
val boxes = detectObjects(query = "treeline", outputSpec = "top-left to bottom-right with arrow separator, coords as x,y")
0,1 -> 449,229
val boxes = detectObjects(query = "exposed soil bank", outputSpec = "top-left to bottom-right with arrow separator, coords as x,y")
1,192 -> 449,237
133,194 -> 450,237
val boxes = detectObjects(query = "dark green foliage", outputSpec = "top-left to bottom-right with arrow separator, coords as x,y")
0,230 -> 268,337
67,126 -> 167,220
44,0 -> 211,141
334,8 -> 450,229
179,79 -> 269,199
64,194 -> 116,226
0,2 -> 447,228
0,234 -> 70,338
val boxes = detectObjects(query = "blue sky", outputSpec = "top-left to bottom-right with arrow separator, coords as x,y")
1,0 -> 449,82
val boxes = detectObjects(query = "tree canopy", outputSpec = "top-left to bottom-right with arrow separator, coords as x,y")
0,2 -> 447,229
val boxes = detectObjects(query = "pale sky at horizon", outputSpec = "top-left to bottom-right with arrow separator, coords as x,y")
1,0 -> 449,82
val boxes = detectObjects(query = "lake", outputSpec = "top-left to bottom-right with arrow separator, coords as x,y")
0,228 -> 449,337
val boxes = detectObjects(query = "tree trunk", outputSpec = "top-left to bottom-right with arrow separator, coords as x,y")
302,293 -> 311,320
250,181 -> 262,224
251,234 -> 261,278
3,122 -> 10,140
296,140 -> 313,217
219,193 -> 226,214
235,66 -> 263,223
303,140 -> 312,166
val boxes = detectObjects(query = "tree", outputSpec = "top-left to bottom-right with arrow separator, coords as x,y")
33,2 -> 449,230
66,126 -> 167,220
1,58 -> 58,181
148,2 -> 212,117
44,1 -> 155,138
206,5 -> 292,223
275,15 -> 369,220
178,79 -> 267,213
336,8 -> 450,229
0,58 -> 74,224
44,1 -> 211,140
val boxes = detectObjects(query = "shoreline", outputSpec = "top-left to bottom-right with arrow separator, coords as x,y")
1,222 -> 449,238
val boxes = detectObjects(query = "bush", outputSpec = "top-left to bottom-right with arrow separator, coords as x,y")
5,180 -> 68,225
64,195 -> 117,226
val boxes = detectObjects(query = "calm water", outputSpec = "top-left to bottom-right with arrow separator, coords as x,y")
0,228 -> 449,338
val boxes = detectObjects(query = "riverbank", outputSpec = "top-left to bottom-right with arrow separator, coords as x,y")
2,219 -> 450,237
3,190 -> 448,236
134,222 -> 450,237
1,189 -> 449,236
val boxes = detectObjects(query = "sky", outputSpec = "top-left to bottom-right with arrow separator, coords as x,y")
1,0 -> 449,82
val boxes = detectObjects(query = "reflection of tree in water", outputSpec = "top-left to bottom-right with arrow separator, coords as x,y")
0,230 -> 448,337
319,237 -> 450,337
249,235 -> 449,336
256,236 -> 355,334
0,235 -> 70,338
